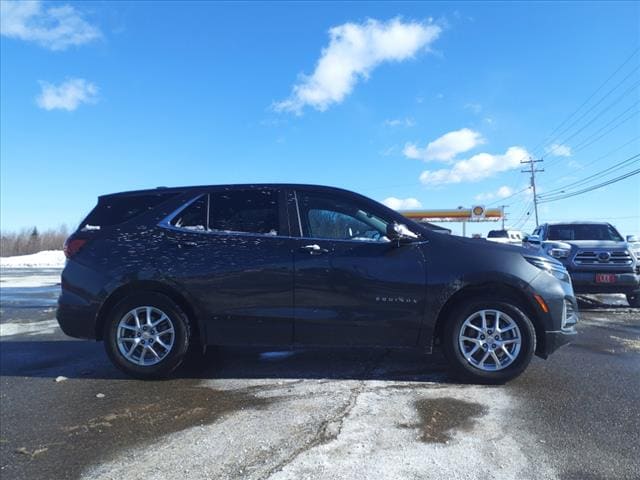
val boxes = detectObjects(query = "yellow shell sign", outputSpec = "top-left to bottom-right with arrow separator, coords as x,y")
471,205 -> 485,218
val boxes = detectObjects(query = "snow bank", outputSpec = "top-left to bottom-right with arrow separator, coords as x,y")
0,250 -> 65,268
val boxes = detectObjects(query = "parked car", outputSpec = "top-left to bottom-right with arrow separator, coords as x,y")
57,184 -> 578,383
487,229 -> 524,245
525,222 -> 640,307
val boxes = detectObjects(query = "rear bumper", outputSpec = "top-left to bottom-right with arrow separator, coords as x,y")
56,259 -> 107,340
57,290 -> 99,339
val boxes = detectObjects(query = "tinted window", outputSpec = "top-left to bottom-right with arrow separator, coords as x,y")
83,193 -> 177,227
171,195 -> 208,231
298,193 -> 390,242
547,224 -> 623,241
487,230 -> 508,238
209,189 -> 279,235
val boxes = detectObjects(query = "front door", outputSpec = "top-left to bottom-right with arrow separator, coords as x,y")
290,189 -> 428,347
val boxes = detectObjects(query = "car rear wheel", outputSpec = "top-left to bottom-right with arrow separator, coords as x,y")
104,292 -> 191,379
442,299 -> 536,384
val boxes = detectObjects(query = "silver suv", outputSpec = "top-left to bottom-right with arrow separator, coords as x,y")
525,222 -> 640,307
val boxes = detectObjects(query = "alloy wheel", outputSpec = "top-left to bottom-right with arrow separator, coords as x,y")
458,309 -> 522,371
116,306 -> 175,366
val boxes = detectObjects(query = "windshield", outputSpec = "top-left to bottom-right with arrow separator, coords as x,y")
547,224 -> 623,241
487,230 -> 508,238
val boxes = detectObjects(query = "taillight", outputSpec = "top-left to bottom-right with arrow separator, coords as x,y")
63,237 -> 87,259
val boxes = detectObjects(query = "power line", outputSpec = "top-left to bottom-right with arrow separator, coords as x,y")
544,79 -> 640,167
485,186 -> 530,206
540,154 -> 640,197
544,66 -> 640,152
569,108 -> 640,155
533,49 -> 639,154
543,136 -> 640,190
539,168 -> 640,203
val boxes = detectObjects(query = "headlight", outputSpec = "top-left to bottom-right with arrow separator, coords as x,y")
525,256 -> 571,283
547,247 -> 570,259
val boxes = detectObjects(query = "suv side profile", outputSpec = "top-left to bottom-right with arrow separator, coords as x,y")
57,184 -> 578,383
525,222 -> 640,307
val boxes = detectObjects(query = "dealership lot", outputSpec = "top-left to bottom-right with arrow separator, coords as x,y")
0,268 -> 638,480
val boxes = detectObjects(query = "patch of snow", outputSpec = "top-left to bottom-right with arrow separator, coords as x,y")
0,273 -> 60,288
0,319 -> 61,337
0,250 -> 66,269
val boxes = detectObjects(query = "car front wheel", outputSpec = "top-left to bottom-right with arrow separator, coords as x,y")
104,292 -> 191,379
442,300 -> 536,384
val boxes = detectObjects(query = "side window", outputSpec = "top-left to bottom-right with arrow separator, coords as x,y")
209,189 -> 279,235
171,195 -> 208,231
298,193 -> 390,242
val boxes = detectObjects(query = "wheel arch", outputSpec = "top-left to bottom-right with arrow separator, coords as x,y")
95,280 -> 204,344
432,282 -> 547,356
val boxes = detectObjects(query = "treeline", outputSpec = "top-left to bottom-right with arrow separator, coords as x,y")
0,225 -> 70,257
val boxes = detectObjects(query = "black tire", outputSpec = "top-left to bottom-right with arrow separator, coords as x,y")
104,292 -> 191,379
627,293 -> 640,308
442,299 -> 536,384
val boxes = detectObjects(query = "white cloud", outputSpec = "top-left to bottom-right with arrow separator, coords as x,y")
403,128 -> 485,162
464,102 -> 482,114
36,78 -> 98,111
0,0 -> 101,51
382,197 -> 423,210
384,117 -> 415,127
275,18 -> 441,114
545,143 -> 572,157
474,185 -> 514,201
420,146 -> 529,185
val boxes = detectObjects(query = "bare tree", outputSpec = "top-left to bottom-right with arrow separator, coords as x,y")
0,225 -> 69,257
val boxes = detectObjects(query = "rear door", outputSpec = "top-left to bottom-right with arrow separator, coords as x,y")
289,188 -> 428,347
161,187 -> 295,345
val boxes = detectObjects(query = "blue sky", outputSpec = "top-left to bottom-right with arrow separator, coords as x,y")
1,1 -> 639,236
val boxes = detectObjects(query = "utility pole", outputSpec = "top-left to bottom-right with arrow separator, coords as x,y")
521,157 -> 544,227
501,205 -> 508,230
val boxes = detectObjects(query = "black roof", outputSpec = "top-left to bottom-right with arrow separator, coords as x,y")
100,183 -> 358,199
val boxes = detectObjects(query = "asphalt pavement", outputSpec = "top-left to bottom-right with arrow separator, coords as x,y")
0,268 -> 638,480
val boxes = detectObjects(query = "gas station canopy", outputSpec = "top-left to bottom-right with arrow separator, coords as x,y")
400,206 -> 503,223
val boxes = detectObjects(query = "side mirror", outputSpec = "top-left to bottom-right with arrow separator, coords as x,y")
627,235 -> 639,243
386,223 -> 418,244
525,234 -> 541,245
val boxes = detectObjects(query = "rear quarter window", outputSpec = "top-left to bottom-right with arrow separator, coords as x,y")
82,193 -> 178,228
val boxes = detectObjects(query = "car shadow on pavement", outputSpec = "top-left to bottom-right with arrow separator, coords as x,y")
0,339 -> 453,383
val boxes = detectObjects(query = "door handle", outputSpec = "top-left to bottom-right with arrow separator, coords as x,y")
300,244 -> 329,255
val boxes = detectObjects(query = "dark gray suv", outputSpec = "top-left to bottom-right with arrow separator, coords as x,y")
57,184 -> 579,382
525,222 -> 640,307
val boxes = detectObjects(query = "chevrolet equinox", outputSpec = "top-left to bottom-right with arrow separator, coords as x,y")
57,184 -> 578,383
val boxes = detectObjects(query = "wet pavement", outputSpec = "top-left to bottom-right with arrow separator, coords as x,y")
0,268 -> 638,479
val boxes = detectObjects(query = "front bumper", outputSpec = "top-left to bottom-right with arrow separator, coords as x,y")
568,271 -> 640,294
544,328 -> 578,356
528,271 -> 579,357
